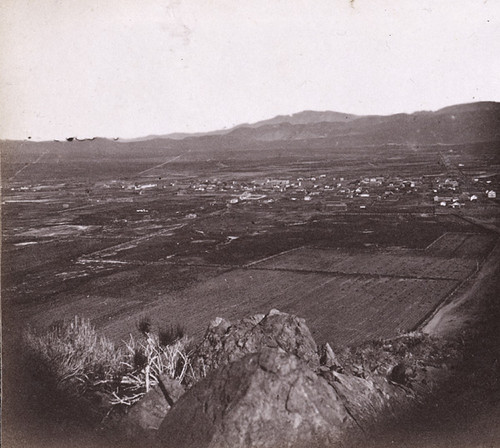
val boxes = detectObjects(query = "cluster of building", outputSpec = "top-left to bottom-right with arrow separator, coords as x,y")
431,177 -> 497,208
10,169 -> 495,214
182,174 -> 426,209
181,172 -> 499,211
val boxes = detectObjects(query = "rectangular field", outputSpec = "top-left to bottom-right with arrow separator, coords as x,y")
425,232 -> 495,258
425,232 -> 469,254
95,268 -> 458,348
251,247 -> 477,280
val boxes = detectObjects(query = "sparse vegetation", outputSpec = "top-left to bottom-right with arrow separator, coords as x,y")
23,316 -> 193,419
336,331 -> 463,384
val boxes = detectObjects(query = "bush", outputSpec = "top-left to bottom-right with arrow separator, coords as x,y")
137,316 -> 152,336
116,331 -> 193,406
23,316 -> 193,418
24,316 -> 125,399
159,323 -> 186,346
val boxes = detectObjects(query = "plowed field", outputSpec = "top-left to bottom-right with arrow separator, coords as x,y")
93,268 -> 458,347
252,247 -> 477,280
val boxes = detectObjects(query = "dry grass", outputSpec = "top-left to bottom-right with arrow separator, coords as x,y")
23,316 -> 193,417
113,331 -> 193,406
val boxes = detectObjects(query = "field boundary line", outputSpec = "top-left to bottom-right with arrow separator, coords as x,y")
424,232 -> 454,251
8,151 -> 47,180
243,246 -> 305,268
136,154 -> 182,176
78,223 -> 186,260
78,258 -> 235,270
245,265 -> 461,282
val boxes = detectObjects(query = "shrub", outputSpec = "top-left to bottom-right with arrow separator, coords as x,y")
159,323 -> 186,346
23,316 -> 193,418
23,316 -> 125,399
137,316 -> 152,335
115,331 -> 193,406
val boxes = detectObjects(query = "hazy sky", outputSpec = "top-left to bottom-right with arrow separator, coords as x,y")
1,0 -> 499,140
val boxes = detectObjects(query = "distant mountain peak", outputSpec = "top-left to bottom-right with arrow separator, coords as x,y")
94,101 -> 500,143
240,110 -> 359,129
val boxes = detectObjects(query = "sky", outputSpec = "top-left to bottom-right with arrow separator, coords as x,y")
1,0 -> 499,141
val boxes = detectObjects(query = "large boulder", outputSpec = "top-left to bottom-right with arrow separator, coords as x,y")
121,386 -> 170,441
190,309 -> 320,381
158,347 -> 353,448
116,375 -> 185,443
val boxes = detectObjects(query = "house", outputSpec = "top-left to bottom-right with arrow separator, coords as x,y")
239,192 -> 267,201
470,195 -> 478,201
434,196 -> 453,203
266,179 -> 290,188
488,190 -> 497,199
135,183 -> 157,190
326,202 -> 347,211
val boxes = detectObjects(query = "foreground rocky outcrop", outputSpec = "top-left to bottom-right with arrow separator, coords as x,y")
189,309 -> 320,381
159,347 -> 351,448
119,309 -> 447,447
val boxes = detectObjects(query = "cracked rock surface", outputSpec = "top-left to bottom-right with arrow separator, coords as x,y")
159,347 -> 351,448
190,309 -> 320,381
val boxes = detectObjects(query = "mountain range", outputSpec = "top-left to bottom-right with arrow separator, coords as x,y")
132,101 -> 500,148
2,102 -> 500,160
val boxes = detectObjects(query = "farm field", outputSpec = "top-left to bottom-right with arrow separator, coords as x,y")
20,230 -> 494,349
251,245 -> 481,280
26,265 -> 459,348
2,138 -> 499,355
99,233 -> 493,347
